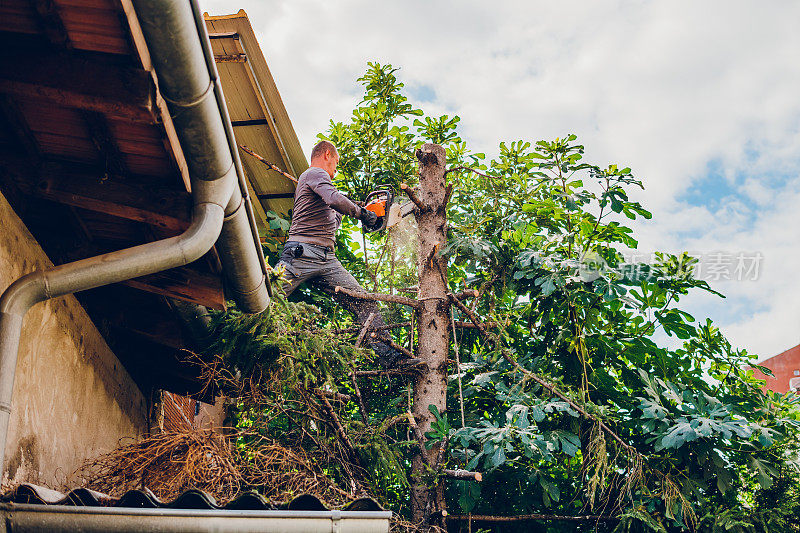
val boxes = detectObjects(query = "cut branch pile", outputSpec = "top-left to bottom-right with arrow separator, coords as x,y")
73,428 -> 348,506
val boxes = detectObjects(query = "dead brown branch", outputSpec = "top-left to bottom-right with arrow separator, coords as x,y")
335,286 -> 420,309
355,312 -> 377,348
314,388 -> 352,402
334,320 -> 490,335
354,368 -> 420,377
73,429 -> 350,506
334,321 -> 412,334
447,513 -> 616,523
313,389 -> 361,467
371,332 -> 415,359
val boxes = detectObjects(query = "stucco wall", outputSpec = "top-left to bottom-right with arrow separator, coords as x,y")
0,193 -> 148,488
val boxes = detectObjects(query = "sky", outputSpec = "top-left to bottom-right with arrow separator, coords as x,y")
201,0 -> 800,361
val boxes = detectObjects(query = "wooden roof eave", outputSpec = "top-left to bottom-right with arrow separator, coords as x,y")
204,11 -> 308,230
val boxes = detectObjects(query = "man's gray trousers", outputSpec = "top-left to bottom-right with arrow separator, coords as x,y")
276,241 -> 401,368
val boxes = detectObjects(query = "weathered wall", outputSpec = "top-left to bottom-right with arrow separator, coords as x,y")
0,193 -> 148,488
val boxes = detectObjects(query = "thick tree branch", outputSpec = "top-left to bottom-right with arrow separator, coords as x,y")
442,469 -> 483,482
400,182 -> 425,210
370,332 -> 416,359
379,414 -> 408,432
334,321 -> 412,334
312,389 -> 352,402
447,513 -> 616,523
335,286 -> 420,309
355,368 -> 420,377
333,319 -> 492,335
443,183 -> 454,206
452,289 -> 479,300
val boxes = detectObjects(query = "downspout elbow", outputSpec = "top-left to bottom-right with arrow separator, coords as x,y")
0,272 -> 48,318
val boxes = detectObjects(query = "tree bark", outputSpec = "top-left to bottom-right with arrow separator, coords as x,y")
410,144 -> 450,527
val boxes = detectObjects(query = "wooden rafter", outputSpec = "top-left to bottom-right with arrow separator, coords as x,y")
82,110 -> 129,178
123,267 -> 226,310
0,95 -> 41,159
0,49 -> 155,123
0,155 -> 191,231
30,0 -> 72,49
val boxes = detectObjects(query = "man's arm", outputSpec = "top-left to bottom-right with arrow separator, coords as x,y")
307,169 -> 361,218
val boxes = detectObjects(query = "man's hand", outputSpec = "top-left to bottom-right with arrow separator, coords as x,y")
359,206 -> 381,231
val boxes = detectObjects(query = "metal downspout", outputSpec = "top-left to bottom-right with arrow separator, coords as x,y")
134,0 -> 271,311
0,0 -> 268,477
189,0 -> 273,302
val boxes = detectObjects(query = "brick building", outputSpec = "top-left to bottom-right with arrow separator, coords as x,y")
752,344 -> 800,394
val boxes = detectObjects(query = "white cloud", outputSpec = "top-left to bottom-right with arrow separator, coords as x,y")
201,0 -> 800,357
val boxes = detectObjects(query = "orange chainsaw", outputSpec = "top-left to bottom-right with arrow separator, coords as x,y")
363,189 -> 415,233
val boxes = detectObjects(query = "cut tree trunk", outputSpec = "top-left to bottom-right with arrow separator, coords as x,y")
410,143 -> 450,527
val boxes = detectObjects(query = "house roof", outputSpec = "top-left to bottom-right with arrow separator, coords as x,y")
205,10 -> 307,238
6,483 -> 386,512
2,484 -> 390,533
0,1 -> 285,396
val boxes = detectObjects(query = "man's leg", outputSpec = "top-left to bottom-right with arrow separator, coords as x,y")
313,255 -> 409,368
275,241 -> 317,296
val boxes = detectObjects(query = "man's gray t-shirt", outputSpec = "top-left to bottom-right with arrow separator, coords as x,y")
287,166 -> 360,249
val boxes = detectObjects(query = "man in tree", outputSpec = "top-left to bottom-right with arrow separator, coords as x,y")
276,140 -> 421,369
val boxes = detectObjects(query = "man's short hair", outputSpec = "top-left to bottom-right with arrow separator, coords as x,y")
310,140 -> 337,161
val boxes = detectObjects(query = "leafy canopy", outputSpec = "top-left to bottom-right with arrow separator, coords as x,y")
213,62 -> 800,532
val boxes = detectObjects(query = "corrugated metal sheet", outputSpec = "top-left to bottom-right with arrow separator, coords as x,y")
2,484 -> 390,533
5,483 -> 386,512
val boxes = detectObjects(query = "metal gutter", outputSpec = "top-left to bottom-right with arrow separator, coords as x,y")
0,0 -> 271,476
135,0 -> 271,309
0,504 -> 392,533
188,0 -> 272,299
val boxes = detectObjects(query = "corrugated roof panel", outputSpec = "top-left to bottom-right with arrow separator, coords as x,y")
5,484 -> 387,513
